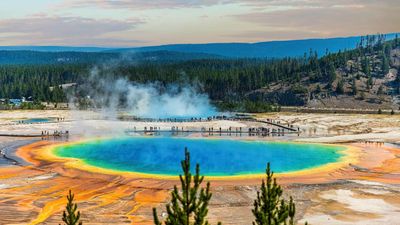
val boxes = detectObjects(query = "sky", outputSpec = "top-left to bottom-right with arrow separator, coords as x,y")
0,0 -> 398,47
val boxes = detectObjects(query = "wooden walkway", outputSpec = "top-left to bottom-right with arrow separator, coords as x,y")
127,124 -> 298,135
0,134 -> 43,137
125,116 -> 299,133
254,119 -> 297,132
127,130 -> 296,136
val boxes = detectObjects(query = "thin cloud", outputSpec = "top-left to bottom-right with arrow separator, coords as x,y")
0,0 -> 398,46
62,0 -> 384,9
62,0 -> 230,10
231,0 -> 400,39
0,16 -> 144,46
225,29 -> 322,42
234,0 -> 397,8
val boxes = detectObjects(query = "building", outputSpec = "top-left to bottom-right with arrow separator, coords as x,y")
9,99 -> 22,106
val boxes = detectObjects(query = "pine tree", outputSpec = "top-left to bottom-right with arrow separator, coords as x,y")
315,85 -> 321,93
367,76 -> 373,90
377,85 -> 384,95
362,56 -> 370,76
153,148 -> 220,225
352,79 -> 358,95
336,79 -> 344,94
381,55 -> 389,75
360,91 -> 366,100
327,63 -> 336,83
60,190 -> 82,225
252,163 -> 304,225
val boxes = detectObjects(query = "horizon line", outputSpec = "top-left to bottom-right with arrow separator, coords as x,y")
0,32 -> 398,49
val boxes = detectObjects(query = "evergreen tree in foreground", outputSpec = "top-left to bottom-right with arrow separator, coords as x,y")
153,148 -> 220,225
252,163 -> 306,225
60,190 -> 82,225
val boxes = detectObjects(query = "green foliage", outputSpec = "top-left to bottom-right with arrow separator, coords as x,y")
243,101 -> 275,113
153,148 -> 220,225
252,163 -> 302,225
315,85 -> 321,93
60,190 -> 82,225
351,79 -> 357,95
366,76 -> 373,90
0,64 -> 86,102
336,79 -> 345,94
0,51 -> 118,65
362,56 -> 370,76
215,100 -> 278,113
20,102 -> 45,110
381,54 -> 390,75
396,74 -> 400,94
359,91 -> 366,100
327,63 -> 337,83
377,85 -> 384,95
0,34 -> 397,107
291,84 -> 308,94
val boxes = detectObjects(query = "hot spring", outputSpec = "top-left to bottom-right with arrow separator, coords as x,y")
17,118 -> 53,124
53,137 -> 346,177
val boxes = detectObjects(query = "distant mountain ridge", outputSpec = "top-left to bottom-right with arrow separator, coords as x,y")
0,33 -> 398,59
122,33 -> 399,58
0,46 -> 112,52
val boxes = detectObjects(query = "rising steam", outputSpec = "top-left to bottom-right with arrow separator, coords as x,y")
69,67 -> 216,119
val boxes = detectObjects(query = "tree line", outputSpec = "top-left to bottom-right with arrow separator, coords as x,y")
1,34 -> 398,111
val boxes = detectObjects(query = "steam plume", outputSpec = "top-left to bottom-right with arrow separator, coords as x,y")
69,67 -> 216,119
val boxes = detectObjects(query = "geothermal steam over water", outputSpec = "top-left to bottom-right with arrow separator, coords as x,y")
70,68 -> 217,119
54,137 -> 345,176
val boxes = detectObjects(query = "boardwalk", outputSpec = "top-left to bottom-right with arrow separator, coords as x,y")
127,118 -> 299,136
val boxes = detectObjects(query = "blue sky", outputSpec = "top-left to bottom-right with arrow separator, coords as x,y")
0,0 -> 398,47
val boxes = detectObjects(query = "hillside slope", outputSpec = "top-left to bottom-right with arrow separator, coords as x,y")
249,38 -> 400,110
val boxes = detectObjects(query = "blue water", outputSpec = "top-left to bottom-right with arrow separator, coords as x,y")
54,137 -> 345,176
20,118 -> 52,123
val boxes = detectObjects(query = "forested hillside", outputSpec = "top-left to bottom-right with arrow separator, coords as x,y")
0,50 -> 221,65
248,34 -> 400,110
0,34 -> 399,112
